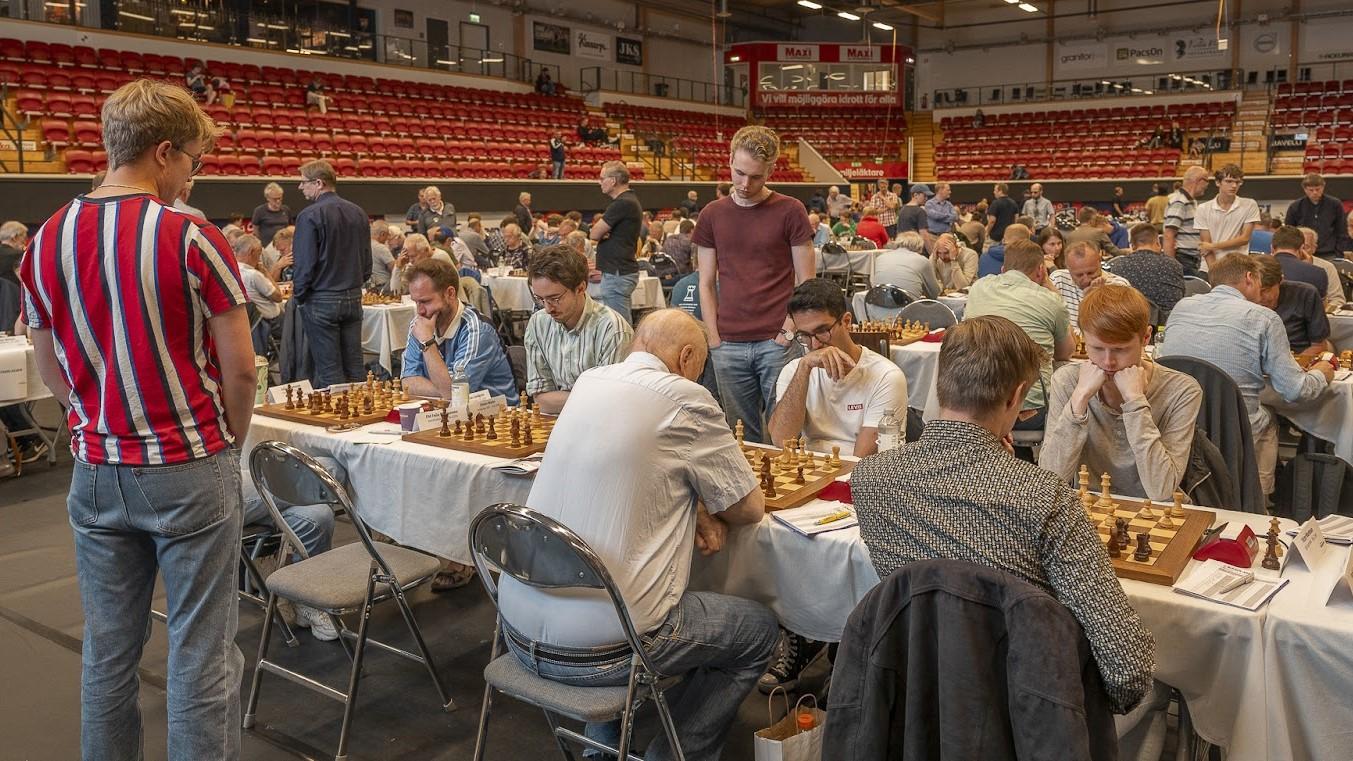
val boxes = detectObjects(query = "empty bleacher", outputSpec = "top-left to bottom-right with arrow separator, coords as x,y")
1,38 -> 642,180
757,111 -> 906,165
601,101 -> 809,182
1268,80 -> 1353,175
933,101 -> 1235,181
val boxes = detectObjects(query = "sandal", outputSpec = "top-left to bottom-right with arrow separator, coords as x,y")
431,564 -> 477,592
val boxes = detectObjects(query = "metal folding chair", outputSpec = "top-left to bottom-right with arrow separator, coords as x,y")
817,243 -> 853,291
861,284 -> 916,321
468,503 -> 685,761
897,299 -> 960,329
1333,258 -> 1353,300
243,441 -> 453,761
1183,276 -> 1212,296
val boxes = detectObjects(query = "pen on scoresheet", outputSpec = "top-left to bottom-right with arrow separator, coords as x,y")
814,509 -> 854,526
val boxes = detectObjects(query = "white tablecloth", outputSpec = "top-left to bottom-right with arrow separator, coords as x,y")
0,342 -> 52,404
887,341 -> 941,416
1263,375 -> 1353,465
817,248 -> 880,280
361,303 -> 416,374
242,415 -> 531,565
690,504 -> 1298,759
483,274 -> 666,313
1329,313 -> 1353,352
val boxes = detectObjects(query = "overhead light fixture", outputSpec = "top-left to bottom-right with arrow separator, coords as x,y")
1144,90 -> 1153,94
873,22 -> 893,30
436,59 -> 458,66
1100,80 -> 1112,85
838,11 -> 860,20
1003,0 -> 1020,4
118,10 -> 153,21
1130,87 -> 1143,93
169,8 -> 196,16
729,55 -> 741,62
905,56 -> 915,63
481,56 -> 503,63
1018,3 -> 1038,12
781,64 -> 803,70
246,37 -> 267,43
797,0 -> 823,8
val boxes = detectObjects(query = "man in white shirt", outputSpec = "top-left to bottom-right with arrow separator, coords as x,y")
232,234 -> 282,321
1196,164 -> 1260,271
1050,241 -> 1130,333
769,278 -> 909,458
498,309 -> 777,761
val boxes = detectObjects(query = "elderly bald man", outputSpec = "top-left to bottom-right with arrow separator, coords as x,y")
1163,165 -> 1211,278
497,308 -> 778,761
1050,241 -> 1130,333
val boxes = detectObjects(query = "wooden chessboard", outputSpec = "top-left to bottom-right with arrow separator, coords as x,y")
402,410 -> 557,457
255,382 -> 408,428
854,320 -> 932,347
1086,496 -> 1214,585
740,442 -> 854,511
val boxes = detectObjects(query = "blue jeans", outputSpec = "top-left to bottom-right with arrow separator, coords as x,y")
552,159 -> 565,179
1176,252 -> 1201,279
597,272 -> 640,326
301,288 -> 364,388
710,339 -> 794,444
507,591 -> 778,761
240,454 -> 342,558
69,448 -> 244,761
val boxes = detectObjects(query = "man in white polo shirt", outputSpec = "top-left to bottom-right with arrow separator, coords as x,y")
768,278 -> 909,459
1196,163 -> 1260,271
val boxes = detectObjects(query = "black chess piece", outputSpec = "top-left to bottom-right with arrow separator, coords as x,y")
1133,532 -> 1152,562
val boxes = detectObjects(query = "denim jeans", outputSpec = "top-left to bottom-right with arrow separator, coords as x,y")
1176,252 -> 1202,280
69,448 -> 245,761
507,591 -> 778,761
597,272 -> 640,325
240,454 -> 342,558
710,338 -> 794,444
552,160 -> 565,179
301,288 -> 364,388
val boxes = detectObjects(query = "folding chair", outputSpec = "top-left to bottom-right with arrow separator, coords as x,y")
897,299 -> 959,329
1183,276 -> 1212,297
243,441 -> 453,761
861,284 -> 915,321
468,503 -> 685,761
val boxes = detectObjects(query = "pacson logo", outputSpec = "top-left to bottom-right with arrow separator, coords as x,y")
1117,46 -> 1163,60
1060,52 -> 1095,64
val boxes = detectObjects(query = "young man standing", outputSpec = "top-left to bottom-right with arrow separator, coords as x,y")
1196,164 -> 1260,271
695,126 -> 815,443
588,161 -> 644,324
21,79 -> 257,760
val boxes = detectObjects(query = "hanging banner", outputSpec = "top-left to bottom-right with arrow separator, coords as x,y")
616,36 -> 643,66
575,29 -> 612,61
1057,41 -> 1107,72
757,90 -> 900,108
532,21 -> 570,55
832,160 -> 909,180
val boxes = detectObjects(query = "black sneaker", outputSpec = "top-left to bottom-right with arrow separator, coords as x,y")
758,631 -> 826,693
19,441 -> 49,464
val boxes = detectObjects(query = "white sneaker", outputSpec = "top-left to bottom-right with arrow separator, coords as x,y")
294,604 -> 340,641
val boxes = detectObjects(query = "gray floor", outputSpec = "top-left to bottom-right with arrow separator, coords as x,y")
0,419 -> 825,761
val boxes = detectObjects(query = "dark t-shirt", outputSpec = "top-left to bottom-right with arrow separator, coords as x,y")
692,192 -> 813,342
1276,281 -> 1330,352
988,196 -> 1019,241
897,205 -> 927,234
597,189 -> 643,275
251,204 -> 291,246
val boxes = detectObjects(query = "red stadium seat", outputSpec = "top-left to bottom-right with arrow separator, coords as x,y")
281,156 -> 302,174
332,157 -> 357,177
73,45 -> 97,67
199,154 -> 222,175
70,95 -> 100,118
72,120 -> 102,147
65,149 -> 95,173
49,43 -> 75,66
260,156 -> 285,175
45,93 -> 74,118
41,118 -> 71,147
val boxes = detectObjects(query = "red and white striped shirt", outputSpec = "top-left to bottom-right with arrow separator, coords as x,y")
20,193 -> 247,465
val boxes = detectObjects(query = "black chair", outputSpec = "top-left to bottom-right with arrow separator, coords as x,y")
1183,276 -> 1212,297
1157,355 -> 1265,513
861,284 -> 915,321
468,503 -> 685,761
243,442 -> 453,760
1333,258 -> 1353,300
506,345 -> 527,395
897,299 -> 959,329
1275,452 -> 1353,521
818,243 -> 853,291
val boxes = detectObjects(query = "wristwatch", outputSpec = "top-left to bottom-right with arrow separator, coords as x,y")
419,336 -> 438,352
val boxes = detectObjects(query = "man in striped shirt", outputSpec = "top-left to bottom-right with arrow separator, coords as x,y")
20,79 -> 256,760
524,244 -> 633,414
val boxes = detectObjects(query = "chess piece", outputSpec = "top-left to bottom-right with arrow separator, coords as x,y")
1081,487 -> 1095,516
438,408 -> 450,437
465,415 -> 475,441
453,418 -> 462,436
735,420 -> 744,446
1157,512 -> 1174,529
1096,473 -> 1113,511
1115,517 -> 1132,553
363,394 -> 373,415
1170,491 -> 1186,518
829,446 -> 841,467
1078,464 -> 1090,500
1133,532 -> 1152,562
487,415 -> 497,440
284,385 -> 295,409
322,390 -> 332,413
1138,501 -> 1156,520
1269,517 -> 1284,557
795,464 -> 805,484
1262,522 -> 1282,570
476,414 -> 486,434
510,415 -> 521,447
523,422 -> 534,445
1107,528 -> 1122,558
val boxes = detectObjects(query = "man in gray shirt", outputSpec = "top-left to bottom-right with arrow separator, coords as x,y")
873,231 -> 940,299
1021,183 -> 1054,231
369,219 -> 394,291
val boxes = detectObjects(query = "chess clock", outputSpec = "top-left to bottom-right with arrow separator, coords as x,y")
1193,523 -> 1259,568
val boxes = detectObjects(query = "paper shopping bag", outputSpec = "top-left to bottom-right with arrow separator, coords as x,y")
753,690 -> 825,761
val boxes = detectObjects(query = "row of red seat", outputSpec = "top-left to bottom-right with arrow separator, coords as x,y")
1302,158 -> 1353,175
1276,80 -> 1353,97
936,101 -> 1233,130
940,163 -> 1179,182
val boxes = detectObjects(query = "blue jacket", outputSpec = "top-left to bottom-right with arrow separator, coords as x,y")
978,244 -> 1005,279
401,304 -> 519,404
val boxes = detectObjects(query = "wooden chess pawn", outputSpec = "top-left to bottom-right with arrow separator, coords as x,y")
794,465 -> 805,484
829,446 -> 841,468
1170,491 -> 1186,518
523,421 -> 534,445
453,418 -> 462,436
476,414 -> 486,434
1138,501 -> 1156,520
1157,512 -> 1174,529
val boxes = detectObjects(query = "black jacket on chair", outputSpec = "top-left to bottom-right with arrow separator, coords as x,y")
824,559 -> 1117,761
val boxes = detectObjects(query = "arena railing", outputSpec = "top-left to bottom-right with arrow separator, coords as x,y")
580,66 -> 743,108
929,67 -> 1238,109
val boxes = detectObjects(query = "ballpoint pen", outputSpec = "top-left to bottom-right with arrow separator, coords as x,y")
814,509 -> 854,526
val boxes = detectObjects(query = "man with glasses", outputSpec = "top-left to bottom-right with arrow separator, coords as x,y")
1163,165 -> 1210,278
524,245 -> 633,415
292,159 -> 372,388
1196,164 -> 1259,271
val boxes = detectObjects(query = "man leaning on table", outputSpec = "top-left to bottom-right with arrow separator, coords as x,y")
524,245 -> 633,415
852,315 -> 1155,713
498,309 -> 778,761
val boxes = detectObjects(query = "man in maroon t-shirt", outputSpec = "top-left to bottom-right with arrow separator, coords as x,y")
695,126 -> 815,443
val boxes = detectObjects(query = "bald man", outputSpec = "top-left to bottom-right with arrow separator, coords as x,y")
1164,165 -> 1211,278
497,308 -> 777,761
1050,241 -> 1130,332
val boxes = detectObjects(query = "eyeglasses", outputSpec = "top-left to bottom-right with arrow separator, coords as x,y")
298,178 -> 322,186
530,290 -> 569,308
174,145 -> 203,176
792,316 -> 842,347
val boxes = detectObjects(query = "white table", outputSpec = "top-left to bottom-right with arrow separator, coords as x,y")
690,503 -> 1300,760
242,415 -> 532,565
1329,312 -> 1353,352
887,341 -> 941,417
0,341 -> 61,463
483,273 -> 666,314
1263,374 -> 1353,466
817,248 -> 881,281
361,303 -> 416,374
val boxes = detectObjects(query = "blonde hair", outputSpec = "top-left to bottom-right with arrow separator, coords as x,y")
272,226 -> 295,244
729,125 -> 780,164
101,79 -> 220,169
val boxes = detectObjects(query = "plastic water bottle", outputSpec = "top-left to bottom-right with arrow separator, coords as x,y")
451,363 -> 470,411
1153,324 -> 1166,346
876,408 -> 902,451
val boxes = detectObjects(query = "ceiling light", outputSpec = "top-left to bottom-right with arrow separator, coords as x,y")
729,55 -> 741,62
1018,3 -> 1038,12
797,0 -> 822,8
246,37 -> 267,43
436,59 -> 458,66
781,64 -> 803,70
118,10 -> 153,21
1144,90 -> 1153,94
481,56 -> 503,63
873,22 -> 893,30
1130,87 -> 1143,93
838,11 -> 860,20
1101,80 -> 1112,85
1003,0 -> 1020,4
